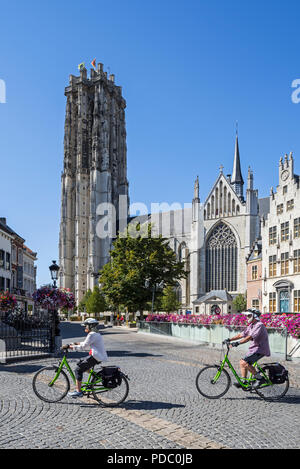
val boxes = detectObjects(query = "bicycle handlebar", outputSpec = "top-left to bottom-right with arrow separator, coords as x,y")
60,344 -> 70,351
222,339 -> 231,351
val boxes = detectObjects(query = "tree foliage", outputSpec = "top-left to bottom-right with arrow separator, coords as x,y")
85,285 -> 107,316
78,289 -> 92,313
99,224 -> 187,313
233,293 -> 247,313
160,285 -> 182,313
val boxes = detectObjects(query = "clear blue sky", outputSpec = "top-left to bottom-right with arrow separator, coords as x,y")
1,0 -> 300,286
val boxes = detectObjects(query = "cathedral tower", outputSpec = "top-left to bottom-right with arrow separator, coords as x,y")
59,64 -> 129,305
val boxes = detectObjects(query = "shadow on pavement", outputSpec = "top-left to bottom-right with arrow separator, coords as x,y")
122,400 -> 185,411
66,400 -> 186,411
108,350 -> 163,358
0,363 -> 43,374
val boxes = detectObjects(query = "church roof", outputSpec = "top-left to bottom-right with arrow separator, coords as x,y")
193,290 -> 233,304
247,239 -> 262,262
231,135 -> 244,185
258,197 -> 270,218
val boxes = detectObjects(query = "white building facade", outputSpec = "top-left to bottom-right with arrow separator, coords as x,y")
23,246 -> 37,311
261,153 -> 300,313
0,222 -> 13,292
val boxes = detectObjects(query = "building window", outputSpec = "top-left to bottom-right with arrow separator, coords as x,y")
294,249 -> 300,274
0,276 -> 4,290
269,255 -> 277,277
269,226 -> 277,245
205,222 -> 237,292
0,250 -> 4,268
277,204 -> 283,215
6,252 -> 10,270
252,299 -> 259,309
269,292 -> 276,313
281,252 -> 289,275
281,222 -> 289,242
283,185 -> 288,195
294,218 -> 300,238
294,290 -> 300,313
252,265 -> 258,280
287,199 -> 294,211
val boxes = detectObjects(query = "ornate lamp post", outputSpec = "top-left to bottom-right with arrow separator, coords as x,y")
49,261 -> 60,289
48,260 -> 60,350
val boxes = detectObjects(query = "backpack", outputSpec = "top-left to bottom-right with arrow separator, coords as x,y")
262,363 -> 288,384
100,366 -> 122,389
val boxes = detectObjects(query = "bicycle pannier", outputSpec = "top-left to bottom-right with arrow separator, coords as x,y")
100,366 -> 122,389
263,363 -> 288,384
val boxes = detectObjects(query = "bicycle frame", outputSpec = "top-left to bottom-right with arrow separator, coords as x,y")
49,353 -> 109,393
214,348 -> 272,389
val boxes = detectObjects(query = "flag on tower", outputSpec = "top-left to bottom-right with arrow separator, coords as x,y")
91,58 -> 96,70
78,62 -> 85,71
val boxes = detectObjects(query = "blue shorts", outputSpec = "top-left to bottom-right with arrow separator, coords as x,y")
242,352 -> 264,365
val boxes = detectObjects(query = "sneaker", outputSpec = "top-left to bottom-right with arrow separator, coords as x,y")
233,380 -> 247,389
252,377 -> 266,389
68,390 -> 83,398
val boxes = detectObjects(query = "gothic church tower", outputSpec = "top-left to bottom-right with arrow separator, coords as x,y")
59,64 -> 129,305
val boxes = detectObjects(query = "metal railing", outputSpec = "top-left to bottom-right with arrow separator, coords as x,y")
138,320 -> 298,361
0,308 -> 56,363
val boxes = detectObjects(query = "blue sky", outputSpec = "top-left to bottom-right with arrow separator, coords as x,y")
1,0 -> 300,286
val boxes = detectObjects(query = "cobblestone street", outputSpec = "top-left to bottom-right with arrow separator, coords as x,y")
0,323 -> 299,450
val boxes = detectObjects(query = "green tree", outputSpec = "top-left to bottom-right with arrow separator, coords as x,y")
99,224 -> 187,314
78,289 -> 92,313
160,285 -> 182,313
85,285 -> 107,317
233,293 -> 247,313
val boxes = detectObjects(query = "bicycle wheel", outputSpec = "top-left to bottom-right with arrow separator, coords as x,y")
254,378 -> 289,401
32,366 -> 70,403
90,373 -> 129,407
196,365 -> 231,399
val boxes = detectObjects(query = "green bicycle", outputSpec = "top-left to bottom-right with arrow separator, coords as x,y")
32,345 -> 129,406
195,339 -> 289,401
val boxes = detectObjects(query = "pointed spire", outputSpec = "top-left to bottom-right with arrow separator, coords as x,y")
193,176 -> 200,200
231,133 -> 244,185
231,128 -> 244,199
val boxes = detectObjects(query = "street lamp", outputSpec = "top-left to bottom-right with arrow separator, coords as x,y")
49,260 -> 60,289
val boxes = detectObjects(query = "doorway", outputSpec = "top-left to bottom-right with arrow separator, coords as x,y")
279,290 -> 289,313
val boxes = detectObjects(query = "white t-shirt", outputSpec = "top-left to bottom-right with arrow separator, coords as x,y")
73,331 -> 108,362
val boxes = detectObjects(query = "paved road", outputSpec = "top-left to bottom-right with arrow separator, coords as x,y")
0,322 -> 299,449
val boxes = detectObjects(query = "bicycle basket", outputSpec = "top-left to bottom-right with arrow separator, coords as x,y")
261,363 -> 288,384
99,366 -> 122,389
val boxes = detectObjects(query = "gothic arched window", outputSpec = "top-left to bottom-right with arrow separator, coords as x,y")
205,222 -> 238,292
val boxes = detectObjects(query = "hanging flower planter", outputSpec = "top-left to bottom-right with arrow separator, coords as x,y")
32,286 -> 75,311
0,291 -> 17,312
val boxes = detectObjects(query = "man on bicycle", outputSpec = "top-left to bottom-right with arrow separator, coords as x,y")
228,309 -> 270,388
68,318 -> 108,398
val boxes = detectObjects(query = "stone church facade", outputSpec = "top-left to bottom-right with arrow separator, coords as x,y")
59,65 -> 129,305
160,135 -> 266,314
58,64 -> 300,314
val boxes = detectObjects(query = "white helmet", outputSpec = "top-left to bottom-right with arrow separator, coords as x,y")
245,309 -> 261,324
82,318 -> 99,331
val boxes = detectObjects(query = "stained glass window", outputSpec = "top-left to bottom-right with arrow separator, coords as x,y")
205,223 -> 237,292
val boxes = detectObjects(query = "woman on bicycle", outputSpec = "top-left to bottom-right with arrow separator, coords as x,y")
68,318 -> 108,398
228,309 -> 270,388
